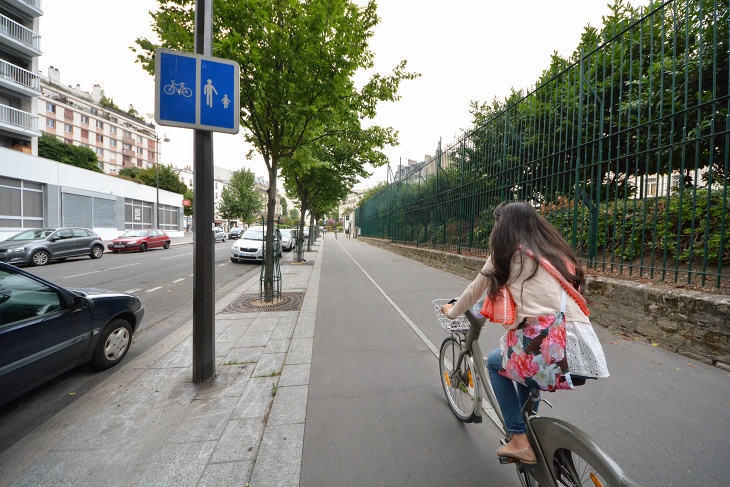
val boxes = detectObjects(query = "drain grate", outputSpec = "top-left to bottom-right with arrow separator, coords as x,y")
221,292 -> 305,313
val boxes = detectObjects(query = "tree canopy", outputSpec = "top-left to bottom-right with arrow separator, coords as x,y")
38,134 -> 103,173
217,168 -> 262,223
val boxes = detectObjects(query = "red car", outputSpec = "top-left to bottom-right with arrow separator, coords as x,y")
107,229 -> 171,253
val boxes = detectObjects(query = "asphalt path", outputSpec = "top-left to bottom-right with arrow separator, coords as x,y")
0,241 -> 284,453
302,235 -> 730,487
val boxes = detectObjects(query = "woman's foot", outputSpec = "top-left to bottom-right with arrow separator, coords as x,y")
496,434 -> 537,464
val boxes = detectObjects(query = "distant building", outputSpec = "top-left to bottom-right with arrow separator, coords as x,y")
0,0 -> 43,155
36,67 -> 161,176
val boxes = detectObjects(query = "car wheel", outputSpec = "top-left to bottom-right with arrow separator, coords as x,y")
164,241 -> 170,249
90,245 -> 104,259
222,236 -> 226,242
140,243 -> 147,252
230,258 -> 238,263
30,250 -> 50,266
92,319 -> 132,370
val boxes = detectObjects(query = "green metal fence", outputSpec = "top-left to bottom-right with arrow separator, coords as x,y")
357,0 -> 730,288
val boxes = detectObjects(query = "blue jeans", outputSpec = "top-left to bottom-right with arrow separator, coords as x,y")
487,347 -> 538,435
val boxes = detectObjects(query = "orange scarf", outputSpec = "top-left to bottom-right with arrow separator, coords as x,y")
479,251 -> 589,324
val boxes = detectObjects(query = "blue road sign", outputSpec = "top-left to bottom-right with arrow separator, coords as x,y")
154,49 -> 240,134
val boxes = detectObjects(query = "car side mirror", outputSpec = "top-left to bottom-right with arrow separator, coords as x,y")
73,296 -> 95,310
49,237 -> 59,242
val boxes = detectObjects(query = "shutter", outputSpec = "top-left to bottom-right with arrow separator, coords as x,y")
62,193 -> 92,227
93,198 -> 116,227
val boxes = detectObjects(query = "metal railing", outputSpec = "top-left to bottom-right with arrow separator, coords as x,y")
0,13 -> 41,52
357,0 -> 730,288
0,59 -> 40,92
0,103 -> 38,132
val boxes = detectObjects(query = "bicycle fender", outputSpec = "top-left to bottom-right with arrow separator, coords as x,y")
530,417 -> 641,487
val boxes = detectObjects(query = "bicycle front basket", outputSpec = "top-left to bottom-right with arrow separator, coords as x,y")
432,299 -> 470,332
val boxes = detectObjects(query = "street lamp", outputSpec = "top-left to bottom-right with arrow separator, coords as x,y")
155,135 -> 170,228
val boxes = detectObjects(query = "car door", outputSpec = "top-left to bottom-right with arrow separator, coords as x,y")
0,268 -> 92,402
71,228 -> 94,256
48,228 -> 75,258
149,230 -> 163,248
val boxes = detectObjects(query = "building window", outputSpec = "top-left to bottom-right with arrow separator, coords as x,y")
124,199 -> 153,229
95,147 -> 103,156
96,134 -> 103,143
96,120 -> 103,129
136,135 -> 143,143
124,130 -> 132,138
91,108 -> 98,115
110,126 -> 117,134
158,204 -> 181,232
81,115 -> 89,124
64,109 -> 73,119
46,119 -> 55,128
0,177 -> 44,228
110,139 -> 117,147
136,147 -> 143,154
64,124 -> 73,134
123,143 -> 131,151
46,102 -> 56,113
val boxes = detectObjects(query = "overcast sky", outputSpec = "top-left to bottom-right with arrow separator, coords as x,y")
39,0 -> 650,191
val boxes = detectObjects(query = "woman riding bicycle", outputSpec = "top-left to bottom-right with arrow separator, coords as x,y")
441,201 -> 609,465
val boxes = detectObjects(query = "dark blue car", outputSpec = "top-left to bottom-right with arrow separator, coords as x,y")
0,262 -> 144,406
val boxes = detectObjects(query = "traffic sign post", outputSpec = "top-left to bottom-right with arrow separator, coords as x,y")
154,48 -> 240,134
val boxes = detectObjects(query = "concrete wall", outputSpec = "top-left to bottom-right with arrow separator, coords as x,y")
360,237 -> 730,370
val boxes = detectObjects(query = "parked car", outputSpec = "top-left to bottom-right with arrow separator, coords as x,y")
213,227 -> 227,242
279,228 -> 295,251
228,227 -> 243,239
0,261 -> 144,406
230,226 -> 282,262
107,229 -> 170,253
0,227 -> 105,267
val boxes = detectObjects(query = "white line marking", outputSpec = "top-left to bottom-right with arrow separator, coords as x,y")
125,288 -> 142,294
64,263 -> 140,278
172,278 -> 185,283
146,286 -> 162,293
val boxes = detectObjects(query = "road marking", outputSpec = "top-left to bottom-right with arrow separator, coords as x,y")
161,252 -> 192,260
218,263 -> 226,267
146,286 -> 163,293
172,278 -> 185,283
64,263 -> 140,278
125,288 -> 142,294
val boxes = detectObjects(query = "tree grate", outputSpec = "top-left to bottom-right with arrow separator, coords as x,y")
221,292 -> 305,313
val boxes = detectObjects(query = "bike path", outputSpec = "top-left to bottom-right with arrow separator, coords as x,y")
302,236 -> 730,487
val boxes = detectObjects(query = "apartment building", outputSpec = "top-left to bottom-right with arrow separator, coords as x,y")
37,67 -> 161,176
0,0 -> 43,155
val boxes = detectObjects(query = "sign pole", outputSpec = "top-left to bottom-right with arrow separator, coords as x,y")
192,0 -> 215,383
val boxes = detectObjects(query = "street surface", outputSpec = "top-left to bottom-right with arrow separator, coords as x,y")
0,241 -> 272,452
301,235 -> 730,487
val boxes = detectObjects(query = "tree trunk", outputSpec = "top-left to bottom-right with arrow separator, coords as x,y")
263,159 -> 277,302
295,203 -> 308,262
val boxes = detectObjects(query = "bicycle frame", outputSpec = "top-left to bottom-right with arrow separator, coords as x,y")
456,306 -> 639,487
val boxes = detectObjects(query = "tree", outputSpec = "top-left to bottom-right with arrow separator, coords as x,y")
183,188 -> 194,218
217,169 -> 262,224
133,0 -> 417,301
280,197 -> 288,221
38,134 -> 103,173
118,164 -> 188,194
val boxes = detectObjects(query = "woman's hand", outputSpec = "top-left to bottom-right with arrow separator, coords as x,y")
440,303 -> 453,317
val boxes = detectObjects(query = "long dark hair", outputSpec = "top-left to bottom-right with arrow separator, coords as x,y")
483,201 -> 585,300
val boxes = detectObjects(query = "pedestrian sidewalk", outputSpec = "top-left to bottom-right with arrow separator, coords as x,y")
0,240 -> 323,487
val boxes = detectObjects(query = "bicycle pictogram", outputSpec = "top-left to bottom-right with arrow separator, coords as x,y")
163,80 -> 193,98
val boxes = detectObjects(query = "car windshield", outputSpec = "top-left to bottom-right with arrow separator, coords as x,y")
120,230 -> 147,238
242,229 -> 264,240
6,229 -> 55,241
280,230 -> 291,238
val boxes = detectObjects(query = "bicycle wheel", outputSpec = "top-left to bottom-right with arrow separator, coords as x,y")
553,449 -> 611,486
438,336 -> 478,422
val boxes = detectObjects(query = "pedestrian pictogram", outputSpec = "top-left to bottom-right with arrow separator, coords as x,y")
154,49 -> 240,134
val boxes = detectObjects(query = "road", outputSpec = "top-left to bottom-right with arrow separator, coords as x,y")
0,241 -> 283,453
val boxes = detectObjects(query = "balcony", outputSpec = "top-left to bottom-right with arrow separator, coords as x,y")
4,0 -> 43,18
0,59 -> 40,97
0,13 -> 41,56
0,103 -> 40,136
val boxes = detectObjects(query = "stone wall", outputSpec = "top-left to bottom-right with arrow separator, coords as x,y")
360,237 -> 730,370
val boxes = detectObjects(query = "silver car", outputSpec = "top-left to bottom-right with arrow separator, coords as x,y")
213,227 -> 226,242
230,226 -> 282,262
0,227 -> 105,266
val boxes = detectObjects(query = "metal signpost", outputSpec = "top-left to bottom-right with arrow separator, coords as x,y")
153,0 -> 238,383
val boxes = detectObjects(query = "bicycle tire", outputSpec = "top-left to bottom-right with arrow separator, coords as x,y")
163,84 -> 175,95
552,448 -> 613,486
438,336 -> 478,422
